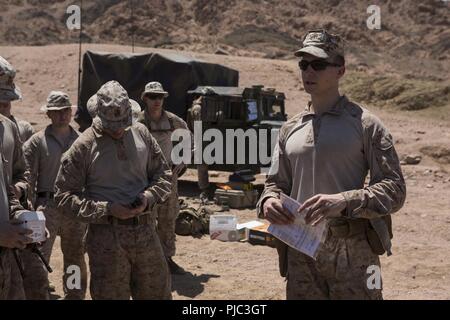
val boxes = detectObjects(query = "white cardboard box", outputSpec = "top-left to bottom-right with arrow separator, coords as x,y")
16,210 -> 46,243
236,220 -> 265,240
209,214 -> 240,242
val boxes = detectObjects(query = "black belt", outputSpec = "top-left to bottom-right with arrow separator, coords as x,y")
329,219 -> 368,238
108,214 -> 152,226
37,192 -> 54,199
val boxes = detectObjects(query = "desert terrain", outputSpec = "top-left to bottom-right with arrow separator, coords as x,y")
0,0 -> 449,300
1,42 -> 449,299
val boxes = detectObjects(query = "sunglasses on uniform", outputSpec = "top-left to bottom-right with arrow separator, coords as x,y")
146,94 -> 165,100
298,59 -> 342,71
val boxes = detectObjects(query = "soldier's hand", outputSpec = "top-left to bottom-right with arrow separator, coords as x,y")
0,220 -> 34,249
263,197 -> 295,225
109,203 -> 139,220
299,193 -> 347,226
131,194 -> 148,214
35,197 -> 48,211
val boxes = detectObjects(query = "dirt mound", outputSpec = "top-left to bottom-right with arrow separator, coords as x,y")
1,1 -> 449,75
342,71 -> 450,111
420,146 -> 450,164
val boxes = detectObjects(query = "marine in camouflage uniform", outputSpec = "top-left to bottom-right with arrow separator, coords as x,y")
21,91 -> 87,300
55,81 -> 172,300
186,96 -> 210,201
139,81 -> 188,274
257,30 -> 406,300
0,56 -> 31,300
0,140 -> 33,300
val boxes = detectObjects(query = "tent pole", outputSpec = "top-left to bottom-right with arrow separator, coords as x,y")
77,0 -> 83,105
130,0 -> 135,53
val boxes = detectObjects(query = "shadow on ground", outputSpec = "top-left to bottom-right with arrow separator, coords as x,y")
172,271 -> 220,298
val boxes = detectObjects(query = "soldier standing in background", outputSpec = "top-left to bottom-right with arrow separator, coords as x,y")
186,95 -> 210,203
140,81 -> 188,275
21,91 -> 87,300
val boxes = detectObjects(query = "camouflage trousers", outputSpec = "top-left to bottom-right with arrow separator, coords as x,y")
155,177 -> 179,258
21,202 -> 87,300
6,258 -> 25,299
286,232 -> 383,300
86,222 -> 172,300
0,249 -> 12,300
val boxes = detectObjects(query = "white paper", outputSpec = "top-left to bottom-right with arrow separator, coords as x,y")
267,193 -> 327,259
236,221 -> 264,230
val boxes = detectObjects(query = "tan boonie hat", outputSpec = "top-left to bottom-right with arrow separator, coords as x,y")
95,80 -> 132,131
294,29 -> 344,59
0,56 -> 22,102
40,91 -> 75,112
141,81 -> 169,100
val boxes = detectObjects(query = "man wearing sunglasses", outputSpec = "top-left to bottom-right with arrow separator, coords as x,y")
140,82 -> 189,275
257,30 -> 406,299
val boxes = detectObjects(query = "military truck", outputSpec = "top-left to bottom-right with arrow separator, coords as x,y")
186,85 -> 287,173
76,50 -> 286,173
76,50 -> 239,131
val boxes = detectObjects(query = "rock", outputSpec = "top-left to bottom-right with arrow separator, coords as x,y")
215,47 -> 229,55
426,184 -> 433,188
403,154 -> 422,165
415,130 -> 426,134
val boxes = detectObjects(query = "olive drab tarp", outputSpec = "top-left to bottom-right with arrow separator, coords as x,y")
75,51 -> 239,131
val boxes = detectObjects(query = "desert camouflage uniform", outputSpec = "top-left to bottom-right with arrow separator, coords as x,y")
257,95 -> 406,300
187,100 -> 209,191
9,116 -> 34,143
21,123 -> 87,300
0,56 -> 31,300
139,110 -> 188,258
0,114 -> 29,300
55,81 -> 172,300
0,147 -> 26,300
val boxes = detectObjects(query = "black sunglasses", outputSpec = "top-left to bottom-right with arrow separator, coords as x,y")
298,59 -> 342,71
146,94 -> 165,100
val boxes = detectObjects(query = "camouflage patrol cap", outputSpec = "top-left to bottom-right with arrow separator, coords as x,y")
141,81 -> 169,100
40,91 -> 75,112
294,29 -> 344,59
95,81 -> 132,131
0,56 -> 22,102
89,92 -> 140,122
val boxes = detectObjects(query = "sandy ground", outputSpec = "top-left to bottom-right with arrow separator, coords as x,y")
1,44 -> 449,300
